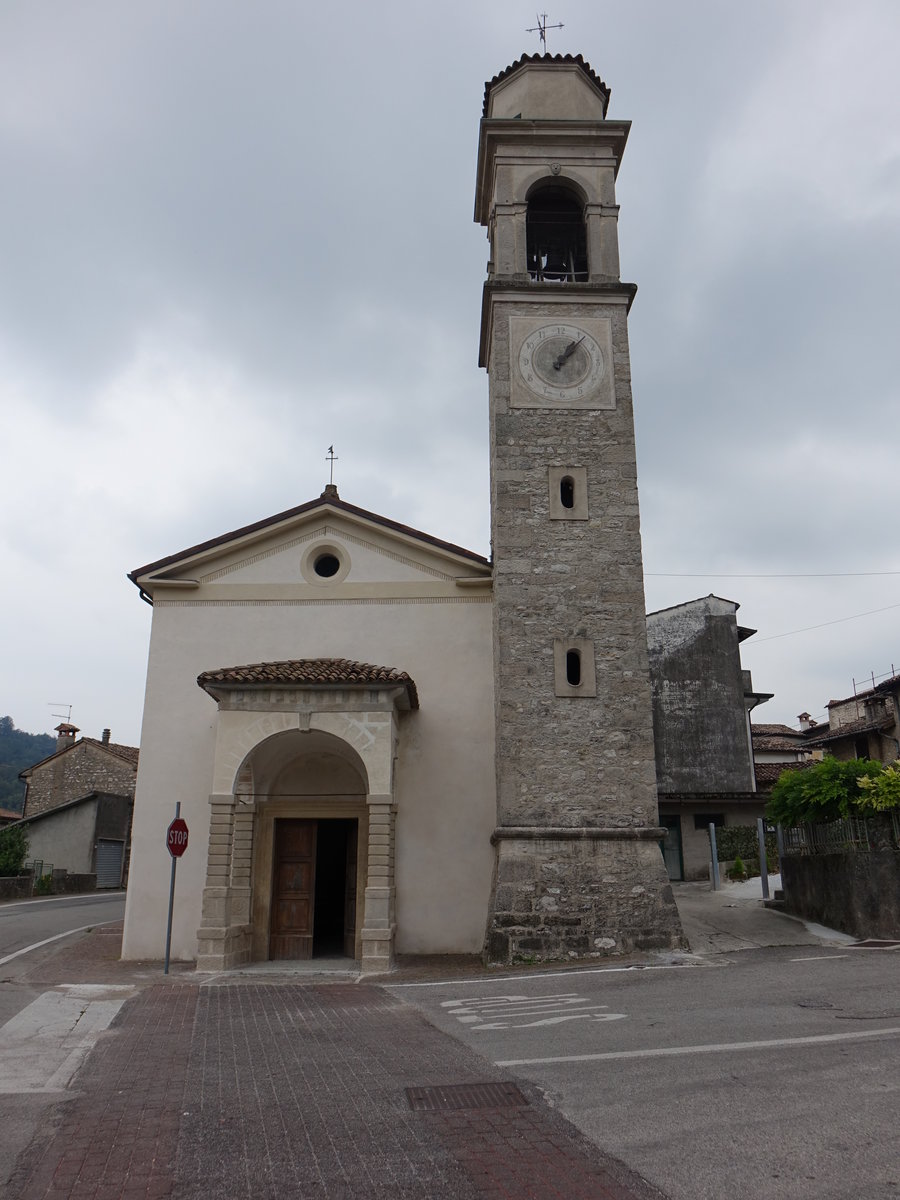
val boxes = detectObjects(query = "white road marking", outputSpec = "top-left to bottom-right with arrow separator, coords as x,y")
0,985 -> 136,1093
0,894 -> 122,912
496,1025 -> 900,1067
0,921 -> 118,967
390,962 -> 700,989
440,992 -> 626,1031
790,954 -> 851,962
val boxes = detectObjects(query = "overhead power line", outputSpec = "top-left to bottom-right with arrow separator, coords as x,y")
751,601 -> 900,644
646,570 -> 900,579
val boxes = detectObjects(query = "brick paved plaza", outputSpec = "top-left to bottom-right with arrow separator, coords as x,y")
5,928 -> 665,1200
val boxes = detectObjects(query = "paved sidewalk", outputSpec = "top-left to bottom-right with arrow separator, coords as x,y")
672,879 -> 854,955
5,931 -> 667,1200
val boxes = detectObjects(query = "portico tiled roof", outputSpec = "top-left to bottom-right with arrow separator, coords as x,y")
197,659 -> 419,709
482,53 -> 610,116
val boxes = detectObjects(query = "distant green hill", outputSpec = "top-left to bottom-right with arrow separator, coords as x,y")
0,717 -> 55,814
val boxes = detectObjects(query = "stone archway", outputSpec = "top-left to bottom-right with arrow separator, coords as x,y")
247,731 -> 368,963
194,661 -> 416,975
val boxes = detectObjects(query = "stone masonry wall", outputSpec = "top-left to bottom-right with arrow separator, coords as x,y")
487,834 -> 684,963
489,296 -> 659,830
24,742 -> 137,819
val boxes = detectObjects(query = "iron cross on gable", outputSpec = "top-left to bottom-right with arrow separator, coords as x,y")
326,445 -> 338,486
527,12 -> 564,53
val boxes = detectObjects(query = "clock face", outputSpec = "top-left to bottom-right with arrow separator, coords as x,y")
517,323 -> 606,402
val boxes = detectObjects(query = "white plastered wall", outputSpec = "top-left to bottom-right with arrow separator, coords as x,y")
122,517 -> 495,961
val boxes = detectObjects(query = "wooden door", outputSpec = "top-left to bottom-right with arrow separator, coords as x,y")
270,819 -> 317,959
343,822 -> 358,958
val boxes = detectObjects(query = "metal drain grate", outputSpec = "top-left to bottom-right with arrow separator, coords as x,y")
406,1082 -> 529,1112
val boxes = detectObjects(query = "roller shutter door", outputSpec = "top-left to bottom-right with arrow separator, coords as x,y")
96,839 -> 125,888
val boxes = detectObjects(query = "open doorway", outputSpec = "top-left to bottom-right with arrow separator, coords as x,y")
269,818 -> 358,960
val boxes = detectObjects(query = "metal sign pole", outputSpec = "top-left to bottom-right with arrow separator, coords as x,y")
757,817 -> 770,900
709,822 -> 721,891
164,801 -> 180,975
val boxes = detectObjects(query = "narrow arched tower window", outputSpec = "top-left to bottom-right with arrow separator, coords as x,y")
527,185 -> 588,282
566,649 -> 582,687
560,475 -> 575,509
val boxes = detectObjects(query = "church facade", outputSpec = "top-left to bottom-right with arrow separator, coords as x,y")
122,54 -> 687,973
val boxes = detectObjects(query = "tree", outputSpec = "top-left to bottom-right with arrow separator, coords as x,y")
0,824 -> 28,876
766,757 -> 883,826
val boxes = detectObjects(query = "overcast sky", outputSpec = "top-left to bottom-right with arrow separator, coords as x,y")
2,0 -> 899,748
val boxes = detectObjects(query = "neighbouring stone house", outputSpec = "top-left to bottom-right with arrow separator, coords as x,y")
804,674 -> 900,763
17,724 -> 139,887
647,596 -> 773,881
750,721 -> 817,798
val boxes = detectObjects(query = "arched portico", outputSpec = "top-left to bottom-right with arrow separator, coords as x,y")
194,659 -> 418,975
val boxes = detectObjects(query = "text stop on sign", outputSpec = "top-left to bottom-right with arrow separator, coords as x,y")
166,817 -> 189,857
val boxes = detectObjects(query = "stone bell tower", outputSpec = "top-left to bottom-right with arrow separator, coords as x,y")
476,54 -> 684,963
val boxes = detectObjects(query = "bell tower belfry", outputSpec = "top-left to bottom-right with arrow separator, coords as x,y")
476,54 -> 684,963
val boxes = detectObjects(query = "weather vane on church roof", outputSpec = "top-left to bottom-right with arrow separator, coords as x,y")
527,12 -> 564,54
326,444 -> 338,486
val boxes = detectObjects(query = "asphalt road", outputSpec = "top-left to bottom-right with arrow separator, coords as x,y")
0,892 -> 125,1021
390,947 -> 900,1200
0,892 -> 128,1192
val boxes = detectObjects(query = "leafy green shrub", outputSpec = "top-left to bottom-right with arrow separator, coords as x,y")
766,757 -> 883,825
728,856 -> 746,881
33,873 -> 53,896
715,825 -> 777,869
0,824 -> 28,876
856,762 -> 900,812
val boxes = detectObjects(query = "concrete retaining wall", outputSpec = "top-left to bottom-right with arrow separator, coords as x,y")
781,848 -> 900,939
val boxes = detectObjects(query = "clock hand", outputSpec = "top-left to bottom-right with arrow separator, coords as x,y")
552,335 -> 585,370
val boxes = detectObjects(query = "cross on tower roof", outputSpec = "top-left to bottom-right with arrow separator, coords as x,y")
526,12 -> 564,54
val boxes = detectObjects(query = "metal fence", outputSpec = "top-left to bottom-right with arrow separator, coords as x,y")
781,817 -> 871,856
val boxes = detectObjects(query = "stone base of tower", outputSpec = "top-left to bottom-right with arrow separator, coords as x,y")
484,827 -> 686,966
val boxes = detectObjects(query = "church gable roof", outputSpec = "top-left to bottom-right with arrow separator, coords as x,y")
129,490 -> 490,594
198,658 -> 420,709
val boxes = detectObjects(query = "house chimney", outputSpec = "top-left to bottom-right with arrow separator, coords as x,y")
101,728 -> 111,745
797,712 -> 817,731
55,723 -> 79,753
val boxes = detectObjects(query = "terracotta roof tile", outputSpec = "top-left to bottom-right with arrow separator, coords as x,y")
805,714 -> 895,746
752,723 -> 804,737
754,761 -> 813,787
197,658 -> 419,709
753,736 -> 810,752
82,739 -> 140,765
482,53 -> 610,117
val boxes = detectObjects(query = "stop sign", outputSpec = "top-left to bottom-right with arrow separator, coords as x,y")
166,817 -> 189,858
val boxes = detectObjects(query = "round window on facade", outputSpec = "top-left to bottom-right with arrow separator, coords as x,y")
301,542 -> 350,585
313,552 -> 341,578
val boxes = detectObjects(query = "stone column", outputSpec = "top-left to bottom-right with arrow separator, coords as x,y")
359,793 -> 396,975
225,800 -> 255,965
585,202 -> 621,279
196,793 -> 235,970
493,201 -> 529,279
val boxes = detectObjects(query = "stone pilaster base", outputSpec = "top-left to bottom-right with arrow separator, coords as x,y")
197,922 -> 253,971
484,827 -> 686,966
359,922 -> 396,976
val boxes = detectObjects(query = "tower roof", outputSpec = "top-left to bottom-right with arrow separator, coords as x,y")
482,53 -> 610,118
